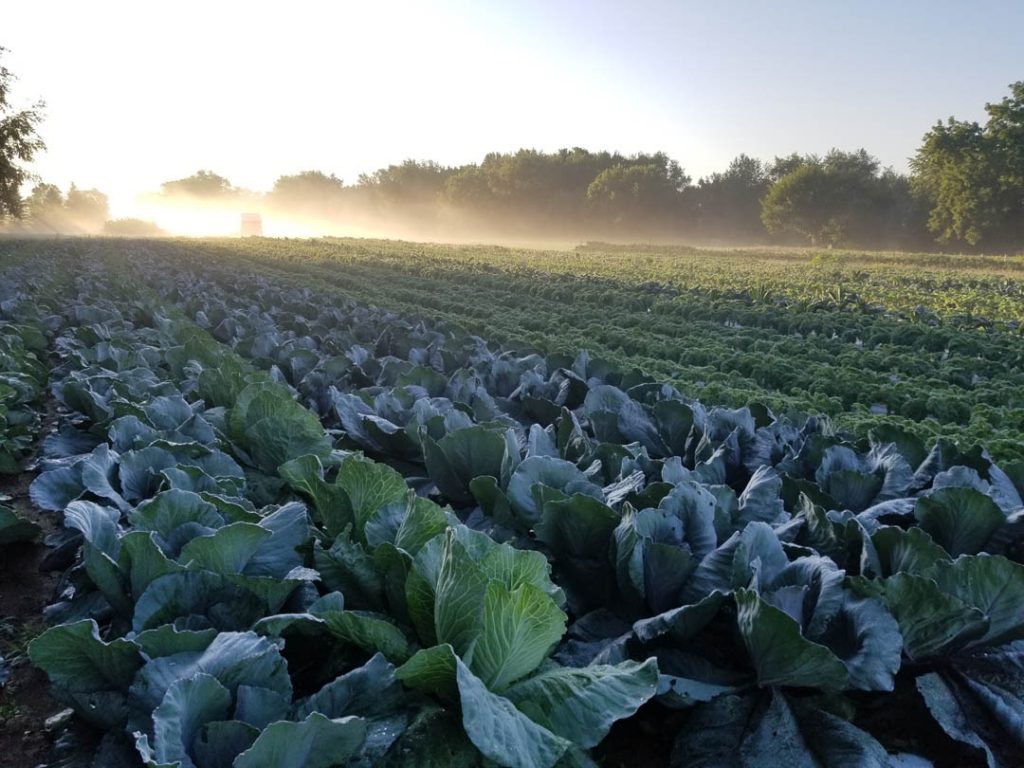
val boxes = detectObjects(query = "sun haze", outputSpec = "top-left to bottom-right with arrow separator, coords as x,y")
4,0 -> 1022,221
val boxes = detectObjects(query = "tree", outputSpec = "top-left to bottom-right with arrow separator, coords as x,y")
161,170 -> 233,198
987,83 -> 1024,198
356,160 -> 452,205
65,184 -> 109,232
688,154 -> 771,241
767,153 -> 805,183
20,182 -> 110,234
271,170 -> 344,200
268,171 -> 346,217
24,182 -> 65,230
911,82 -> 1024,248
760,151 -> 872,246
760,149 -> 924,248
587,162 -> 687,230
441,148 -> 690,232
760,162 -> 839,245
0,47 -> 45,218
444,165 -> 492,208
874,168 -> 931,250
444,148 -> 601,224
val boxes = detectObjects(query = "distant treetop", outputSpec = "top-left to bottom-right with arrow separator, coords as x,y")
160,170 -> 234,198
0,47 -> 46,219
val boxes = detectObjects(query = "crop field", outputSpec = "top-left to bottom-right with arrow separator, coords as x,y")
162,238 -> 1024,459
1,237 -> 1023,767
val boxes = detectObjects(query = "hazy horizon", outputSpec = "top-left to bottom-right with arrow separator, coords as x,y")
5,0 -> 1024,221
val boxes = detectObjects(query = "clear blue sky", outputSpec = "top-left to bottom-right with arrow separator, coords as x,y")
4,0 -> 1022,214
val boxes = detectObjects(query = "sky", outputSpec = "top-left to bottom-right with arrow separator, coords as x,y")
4,0 -> 1023,217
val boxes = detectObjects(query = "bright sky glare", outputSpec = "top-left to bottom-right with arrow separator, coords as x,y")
4,0 -> 1023,216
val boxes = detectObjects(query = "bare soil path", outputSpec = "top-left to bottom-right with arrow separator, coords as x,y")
0,394 -> 64,768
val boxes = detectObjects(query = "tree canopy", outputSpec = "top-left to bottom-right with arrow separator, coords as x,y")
267,171 -> 346,218
911,81 -> 1024,247
689,155 -> 771,242
20,182 -> 109,233
271,170 -> 344,201
357,159 -> 452,205
160,169 -> 234,198
65,184 -> 109,229
0,47 -> 45,219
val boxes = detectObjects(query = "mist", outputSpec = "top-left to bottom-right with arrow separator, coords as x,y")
4,146 -> 941,252
113,195 -> 579,248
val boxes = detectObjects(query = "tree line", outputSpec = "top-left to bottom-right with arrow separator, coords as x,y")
1,46 -> 1021,251
128,150 -> 928,248
171,80 -> 1022,251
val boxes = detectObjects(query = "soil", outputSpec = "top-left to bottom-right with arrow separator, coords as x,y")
594,701 -> 681,767
0,398 -> 64,768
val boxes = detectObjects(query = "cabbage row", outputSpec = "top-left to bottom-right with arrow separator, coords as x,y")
150,238 -> 1024,460
13,245 -> 1024,767
0,270 -> 51,475
0,262 -> 56,545
22,266 -> 657,767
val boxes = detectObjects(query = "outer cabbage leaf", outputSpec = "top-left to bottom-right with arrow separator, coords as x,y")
455,657 -> 571,768
534,491 -> 620,612
29,619 -> 143,693
470,581 -> 567,690
0,504 -> 40,544
141,673 -> 233,768
503,658 -> 658,748
930,554 -> 1024,648
232,713 -> 367,768
227,382 -> 332,474
916,663 -> 1024,768
423,425 -> 518,506
506,456 -> 602,527
671,691 -> 891,768
914,487 -> 1006,556
734,588 -> 849,691
128,631 -> 290,714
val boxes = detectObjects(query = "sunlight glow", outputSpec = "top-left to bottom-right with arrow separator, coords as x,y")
4,0 -> 1022,230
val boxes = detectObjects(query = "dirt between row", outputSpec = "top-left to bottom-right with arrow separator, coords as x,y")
1,391 -> 65,768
